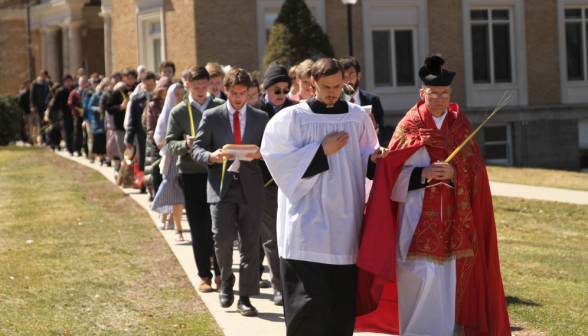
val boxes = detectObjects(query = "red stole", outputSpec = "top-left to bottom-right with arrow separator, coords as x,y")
355,101 -> 511,336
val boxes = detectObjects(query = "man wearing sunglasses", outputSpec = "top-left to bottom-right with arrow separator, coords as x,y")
249,60 -> 298,307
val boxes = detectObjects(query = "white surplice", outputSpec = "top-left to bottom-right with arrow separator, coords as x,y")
260,102 -> 379,265
390,110 -> 461,336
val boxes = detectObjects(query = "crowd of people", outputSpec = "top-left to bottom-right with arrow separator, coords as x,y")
15,53 -> 510,336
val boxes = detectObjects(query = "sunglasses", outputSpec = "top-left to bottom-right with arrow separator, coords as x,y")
273,89 -> 290,95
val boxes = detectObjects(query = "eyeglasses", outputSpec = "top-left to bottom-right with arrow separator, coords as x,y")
273,89 -> 290,95
424,91 -> 451,99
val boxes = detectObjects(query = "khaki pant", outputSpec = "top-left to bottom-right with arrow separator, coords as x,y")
26,114 -> 40,144
86,121 -> 94,159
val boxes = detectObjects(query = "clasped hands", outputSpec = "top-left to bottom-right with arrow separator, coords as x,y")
322,132 -> 388,163
421,161 -> 454,181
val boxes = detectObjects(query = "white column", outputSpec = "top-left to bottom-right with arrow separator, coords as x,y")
61,24 -> 70,76
68,21 -> 84,74
43,26 -> 61,81
102,14 -> 113,75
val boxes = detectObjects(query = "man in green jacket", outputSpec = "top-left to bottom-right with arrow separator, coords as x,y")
166,65 -> 225,293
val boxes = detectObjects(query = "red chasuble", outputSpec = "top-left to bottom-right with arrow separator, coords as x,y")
355,101 -> 511,336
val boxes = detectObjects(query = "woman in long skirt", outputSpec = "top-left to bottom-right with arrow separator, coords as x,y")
150,82 -> 186,241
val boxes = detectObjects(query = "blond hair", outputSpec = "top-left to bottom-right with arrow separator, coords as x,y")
206,62 -> 225,79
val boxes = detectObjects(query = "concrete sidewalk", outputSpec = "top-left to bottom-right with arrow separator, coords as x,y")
490,181 -> 588,205
54,150 -> 383,336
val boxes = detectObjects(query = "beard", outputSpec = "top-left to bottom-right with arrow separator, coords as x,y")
343,79 -> 360,96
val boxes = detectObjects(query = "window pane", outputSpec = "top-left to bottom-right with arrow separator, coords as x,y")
566,22 -> 584,80
153,38 -> 161,69
373,31 -> 392,86
565,8 -> 582,19
492,10 -> 509,20
471,10 -> 488,20
151,22 -> 161,34
580,149 -> 588,169
485,126 -> 507,142
472,24 -> 490,83
493,24 -> 512,82
394,30 -> 415,86
485,144 -> 508,160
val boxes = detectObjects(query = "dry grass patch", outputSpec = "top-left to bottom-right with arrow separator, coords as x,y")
495,196 -> 588,335
487,165 -> 588,191
0,147 -> 222,335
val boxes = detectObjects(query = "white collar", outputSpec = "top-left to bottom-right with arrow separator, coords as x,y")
344,88 -> 360,103
227,101 -> 247,115
431,109 -> 448,130
189,92 -> 210,111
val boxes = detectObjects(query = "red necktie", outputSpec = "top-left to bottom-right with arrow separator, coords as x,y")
233,111 -> 241,145
350,97 -> 355,104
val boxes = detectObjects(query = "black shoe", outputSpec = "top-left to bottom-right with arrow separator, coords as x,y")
106,161 -> 112,167
140,185 -> 146,194
219,274 -> 235,308
237,296 -> 258,316
69,152 -> 74,157
273,291 -> 283,306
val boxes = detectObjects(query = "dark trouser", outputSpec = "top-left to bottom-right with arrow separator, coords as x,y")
136,128 -> 147,172
178,173 -> 220,279
150,141 -> 163,194
260,185 -> 281,292
210,179 -> 263,297
280,258 -> 357,336
73,117 -> 84,153
61,118 -> 74,153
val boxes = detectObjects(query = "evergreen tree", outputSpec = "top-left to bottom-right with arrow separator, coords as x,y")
263,0 -> 335,71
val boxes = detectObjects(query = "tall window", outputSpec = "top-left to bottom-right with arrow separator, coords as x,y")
565,8 -> 588,81
483,124 -> 512,164
579,119 -> 588,171
471,9 -> 513,84
372,29 -> 415,87
148,22 -> 162,71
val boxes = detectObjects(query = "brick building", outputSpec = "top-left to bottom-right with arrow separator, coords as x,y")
1,0 -> 587,171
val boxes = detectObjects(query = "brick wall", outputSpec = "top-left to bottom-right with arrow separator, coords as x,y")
163,0 -> 197,76
525,0 -> 560,105
193,0 -> 258,72
111,0 -> 138,72
0,18 -> 30,95
82,27 -> 105,76
325,0 -> 365,90
427,0 -> 465,107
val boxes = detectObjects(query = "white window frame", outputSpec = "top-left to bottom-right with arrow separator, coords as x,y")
255,0 -> 326,72
557,0 -> 588,104
362,0 -> 428,111
371,26 -> 419,89
469,8 -> 516,84
136,0 -> 166,73
483,123 -> 513,165
462,0 -> 528,108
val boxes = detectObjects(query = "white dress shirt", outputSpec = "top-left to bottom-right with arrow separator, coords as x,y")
226,101 -> 246,141
344,89 -> 361,104
189,92 -> 211,112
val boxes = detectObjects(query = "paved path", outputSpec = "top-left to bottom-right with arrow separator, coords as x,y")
54,150 -> 588,336
489,181 -> 588,205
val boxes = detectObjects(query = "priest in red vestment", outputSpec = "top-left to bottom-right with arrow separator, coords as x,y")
355,54 -> 511,336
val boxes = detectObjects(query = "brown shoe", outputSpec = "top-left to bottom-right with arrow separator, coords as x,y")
199,278 -> 213,293
215,275 -> 222,291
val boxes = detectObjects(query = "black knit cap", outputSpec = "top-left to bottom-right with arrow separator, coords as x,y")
418,54 -> 455,86
263,61 -> 291,90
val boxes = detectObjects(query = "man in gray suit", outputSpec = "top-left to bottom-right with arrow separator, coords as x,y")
190,68 -> 268,317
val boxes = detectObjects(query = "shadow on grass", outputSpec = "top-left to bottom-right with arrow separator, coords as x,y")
506,296 -> 542,307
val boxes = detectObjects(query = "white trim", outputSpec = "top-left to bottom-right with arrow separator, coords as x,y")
362,0 -> 428,111
462,0 -> 528,108
255,0 -> 326,71
136,2 -> 166,73
557,0 -> 588,104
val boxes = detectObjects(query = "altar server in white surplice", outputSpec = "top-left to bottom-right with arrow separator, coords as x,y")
260,58 -> 388,336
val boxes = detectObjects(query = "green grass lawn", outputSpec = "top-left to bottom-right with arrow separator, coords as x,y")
487,165 -> 588,191
495,196 -> 588,335
0,147 -> 222,335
